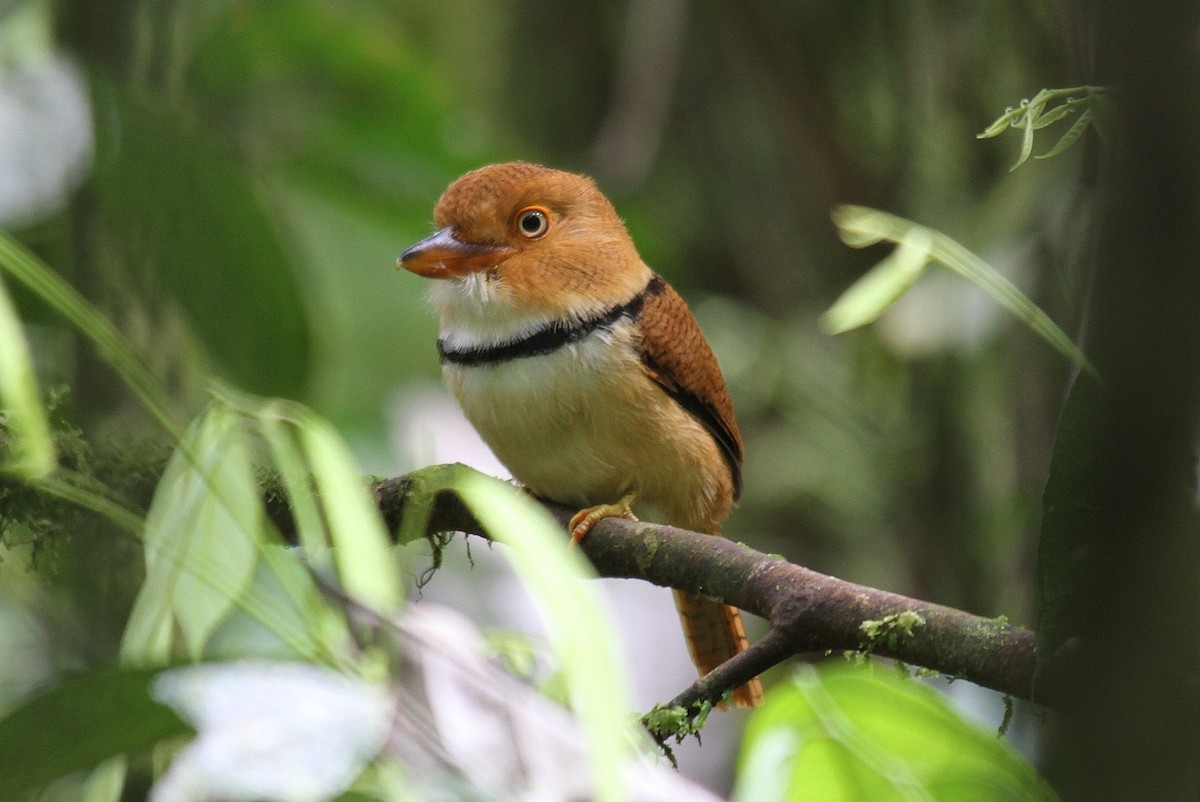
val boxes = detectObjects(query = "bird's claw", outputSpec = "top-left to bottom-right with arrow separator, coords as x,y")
567,492 -> 639,546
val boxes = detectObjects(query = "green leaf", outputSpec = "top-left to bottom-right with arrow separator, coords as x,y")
300,412 -> 401,614
1029,102 -> 1077,130
0,271 -> 54,477
123,402 -> 324,664
831,205 -> 889,248
0,668 -> 190,801
829,206 -> 1096,378
79,758 -> 127,802
730,729 -> 800,802
209,390 -> 353,657
1012,95 -> 1049,171
91,91 -> 311,397
1036,109 -> 1093,161
256,399 -> 331,558
124,404 -> 263,661
822,226 -> 931,334
454,469 -> 634,802
193,388 -> 370,659
737,664 -> 1058,802
980,86 -> 1109,170
976,110 -> 1014,140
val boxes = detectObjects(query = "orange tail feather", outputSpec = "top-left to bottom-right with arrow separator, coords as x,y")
672,589 -> 763,707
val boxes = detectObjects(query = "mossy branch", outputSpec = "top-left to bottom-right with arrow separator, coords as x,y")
7,448 -> 1054,713
266,467 -> 1057,712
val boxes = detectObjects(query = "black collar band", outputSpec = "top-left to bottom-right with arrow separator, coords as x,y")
438,276 -> 665,367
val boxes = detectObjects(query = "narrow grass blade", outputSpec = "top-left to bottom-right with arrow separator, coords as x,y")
822,226 -> 931,334
831,206 -> 1096,377
0,232 -> 181,436
33,472 -> 145,536
300,413 -> 401,614
456,471 -> 633,802
0,272 -> 54,477
256,400 -> 330,558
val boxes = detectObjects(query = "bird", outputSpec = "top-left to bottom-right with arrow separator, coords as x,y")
398,161 -> 763,708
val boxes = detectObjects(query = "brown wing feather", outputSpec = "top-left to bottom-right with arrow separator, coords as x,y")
636,276 -> 744,499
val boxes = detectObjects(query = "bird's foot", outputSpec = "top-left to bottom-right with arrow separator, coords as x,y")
568,492 -> 639,546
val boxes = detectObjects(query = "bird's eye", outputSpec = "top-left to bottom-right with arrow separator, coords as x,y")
516,207 -> 550,239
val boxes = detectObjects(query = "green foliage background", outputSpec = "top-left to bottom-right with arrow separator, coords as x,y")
0,0 -> 1124,798
51,0 -> 1075,608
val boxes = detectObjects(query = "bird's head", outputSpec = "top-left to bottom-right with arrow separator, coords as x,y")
399,162 -> 649,321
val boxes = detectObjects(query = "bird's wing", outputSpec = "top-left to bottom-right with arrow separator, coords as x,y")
636,276 -> 744,499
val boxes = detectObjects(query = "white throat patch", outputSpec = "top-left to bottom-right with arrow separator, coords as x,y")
428,273 -> 613,352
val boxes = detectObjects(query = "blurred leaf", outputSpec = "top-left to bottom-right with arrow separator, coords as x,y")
832,205 -> 889,248
300,412 -> 401,614
831,206 -> 1096,376
124,403 -> 262,662
90,90 -> 311,397
163,405 -> 258,658
0,667 -> 190,801
256,399 -> 330,558
191,3 -> 474,229
453,468 -> 634,802
225,542 -> 339,661
202,387 -> 367,659
0,270 -> 54,477
187,4 -> 492,428
212,385 -> 331,556
122,402 -> 324,666
79,758 -> 127,802
730,728 -> 799,802
822,227 -> 931,334
737,664 -> 1058,802
0,232 -> 180,433
151,662 -> 390,802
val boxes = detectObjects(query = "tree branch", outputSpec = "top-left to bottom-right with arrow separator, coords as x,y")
268,467 -> 1054,708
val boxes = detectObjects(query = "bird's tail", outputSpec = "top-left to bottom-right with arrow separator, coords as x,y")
672,589 -> 763,708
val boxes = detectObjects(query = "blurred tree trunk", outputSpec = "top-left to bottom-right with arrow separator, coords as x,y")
1041,3 -> 1200,799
